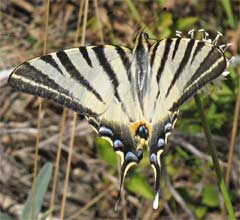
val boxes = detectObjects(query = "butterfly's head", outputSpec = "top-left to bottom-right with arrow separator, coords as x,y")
134,32 -> 150,53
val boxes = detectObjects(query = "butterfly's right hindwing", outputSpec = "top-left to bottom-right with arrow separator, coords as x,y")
9,45 -> 133,118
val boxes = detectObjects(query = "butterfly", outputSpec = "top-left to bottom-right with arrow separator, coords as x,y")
8,29 -> 229,209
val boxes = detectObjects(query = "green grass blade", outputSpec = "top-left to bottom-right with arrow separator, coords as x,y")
0,212 -> 14,220
194,94 -> 236,220
221,0 -> 236,28
22,163 -> 53,220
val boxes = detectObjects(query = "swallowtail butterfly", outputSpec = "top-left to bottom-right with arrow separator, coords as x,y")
8,29 -> 230,209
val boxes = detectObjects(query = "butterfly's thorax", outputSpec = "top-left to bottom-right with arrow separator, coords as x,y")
130,32 -> 153,119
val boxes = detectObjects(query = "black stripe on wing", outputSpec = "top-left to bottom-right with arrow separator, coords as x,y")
56,50 -> 104,103
79,47 -> 93,67
156,39 -> 173,84
150,42 -> 160,67
9,62 -> 98,116
170,56 -> 226,111
165,39 -> 195,98
40,55 -> 64,75
115,46 -> 132,83
92,46 -> 134,122
190,41 -> 205,65
172,38 -> 181,60
184,47 -> 222,90
92,46 -> 122,101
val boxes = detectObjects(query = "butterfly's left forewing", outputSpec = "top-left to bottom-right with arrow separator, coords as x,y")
9,45 -> 135,119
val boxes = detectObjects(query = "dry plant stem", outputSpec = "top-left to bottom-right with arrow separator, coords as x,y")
60,112 -> 77,220
67,185 -> 114,220
221,69 -> 240,220
141,205 -> 154,220
93,0 -> 104,44
74,0 -> 84,45
171,136 -> 227,167
51,0 -> 84,218
43,0 -> 50,56
30,97 -> 42,220
9,0 -> 35,13
194,94 -> 236,220
49,109 -> 67,220
163,203 -> 176,220
165,173 -> 195,220
30,0 -> 50,219
225,73 -> 240,186
80,0 -> 89,46
122,189 -> 127,220
60,1 -> 89,219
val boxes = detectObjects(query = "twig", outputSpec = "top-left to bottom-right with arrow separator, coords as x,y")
80,0 -> 89,46
0,127 -> 37,135
9,0 -> 35,13
170,136 -> 228,167
222,66 -> 240,220
49,109 -> 67,220
74,0 -> 84,46
39,122 -> 92,149
60,112 -> 77,220
30,1 -> 50,219
163,202 -> 177,220
225,72 -> 240,186
93,0 -> 104,44
67,185 -> 114,220
165,172 -> 195,220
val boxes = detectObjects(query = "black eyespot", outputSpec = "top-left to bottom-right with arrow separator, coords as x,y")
150,153 -> 157,164
137,125 -> 149,139
113,139 -> 123,151
157,138 -> 164,148
125,151 -> 139,163
99,126 -> 113,137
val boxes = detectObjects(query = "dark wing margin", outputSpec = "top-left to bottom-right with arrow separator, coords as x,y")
8,62 -> 98,116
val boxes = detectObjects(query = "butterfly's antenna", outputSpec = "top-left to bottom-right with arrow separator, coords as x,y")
142,6 -> 168,32
136,7 -> 168,41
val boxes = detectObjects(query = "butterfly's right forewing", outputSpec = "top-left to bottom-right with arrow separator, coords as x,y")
149,38 -> 227,121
